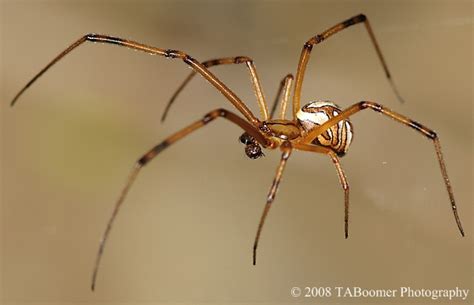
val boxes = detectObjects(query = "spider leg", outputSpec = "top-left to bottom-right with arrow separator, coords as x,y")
292,14 -> 404,118
303,101 -> 464,236
239,74 -> 293,147
269,74 -> 294,120
161,56 -> 268,122
253,142 -> 292,265
293,143 -> 350,238
91,108 -> 271,291
10,34 -> 260,126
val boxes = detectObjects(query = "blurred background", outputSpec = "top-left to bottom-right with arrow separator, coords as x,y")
1,1 -> 472,304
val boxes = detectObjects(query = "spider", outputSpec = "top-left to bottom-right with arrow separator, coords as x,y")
10,14 -> 464,291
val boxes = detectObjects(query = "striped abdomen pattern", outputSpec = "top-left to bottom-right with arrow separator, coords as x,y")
296,101 -> 353,156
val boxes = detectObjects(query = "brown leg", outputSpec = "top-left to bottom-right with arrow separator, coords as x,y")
10,34 -> 261,126
91,108 -> 271,291
253,142 -> 292,265
303,101 -> 464,236
292,14 -> 404,118
161,56 -> 269,122
239,74 -> 293,151
269,74 -> 294,120
293,143 -> 350,238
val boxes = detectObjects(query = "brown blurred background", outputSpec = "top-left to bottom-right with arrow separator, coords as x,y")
1,1 -> 472,304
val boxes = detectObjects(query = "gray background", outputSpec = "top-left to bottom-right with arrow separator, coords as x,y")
1,0 -> 472,304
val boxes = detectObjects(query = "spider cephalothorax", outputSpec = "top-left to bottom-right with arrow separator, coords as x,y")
297,101 -> 354,157
10,14 -> 464,291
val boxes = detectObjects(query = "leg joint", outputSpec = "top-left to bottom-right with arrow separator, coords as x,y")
304,34 -> 326,44
343,14 -> 367,27
357,14 -> 367,22
428,130 -> 438,139
280,142 -> 292,160
312,34 -> 325,44
282,74 -> 294,84
137,157 -> 149,166
303,42 -> 314,50
164,49 -> 186,59
85,33 -> 99,40
202,108 -> 228,123
409,120 -> 437,139
234,56 -> 252,64
282,150 -> 291,160
360,101 -> 382,112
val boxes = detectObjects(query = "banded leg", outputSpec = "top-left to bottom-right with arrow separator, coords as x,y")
293,143 -> 350,238
10,34 -> 260,125
292,14 -> 404,118
303,101 -> 464,236
253,143 -> 292,265
91,108 -> 270,291
161,56 -> 268,122
269,74 -> 294,120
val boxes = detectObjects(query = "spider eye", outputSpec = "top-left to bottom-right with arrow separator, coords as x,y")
245,144 -> 264,159
239,132 -> 254,145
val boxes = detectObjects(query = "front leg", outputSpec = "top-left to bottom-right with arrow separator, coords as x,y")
91,108 -> 270,291
10,34 -> 260,126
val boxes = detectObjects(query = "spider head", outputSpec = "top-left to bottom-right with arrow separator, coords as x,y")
239,132 -> 265,159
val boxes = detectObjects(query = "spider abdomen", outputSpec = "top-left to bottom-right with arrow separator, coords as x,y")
296,101 -> 353,156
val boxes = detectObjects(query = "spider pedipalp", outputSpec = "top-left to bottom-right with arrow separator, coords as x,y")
239,132 -> 265,159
